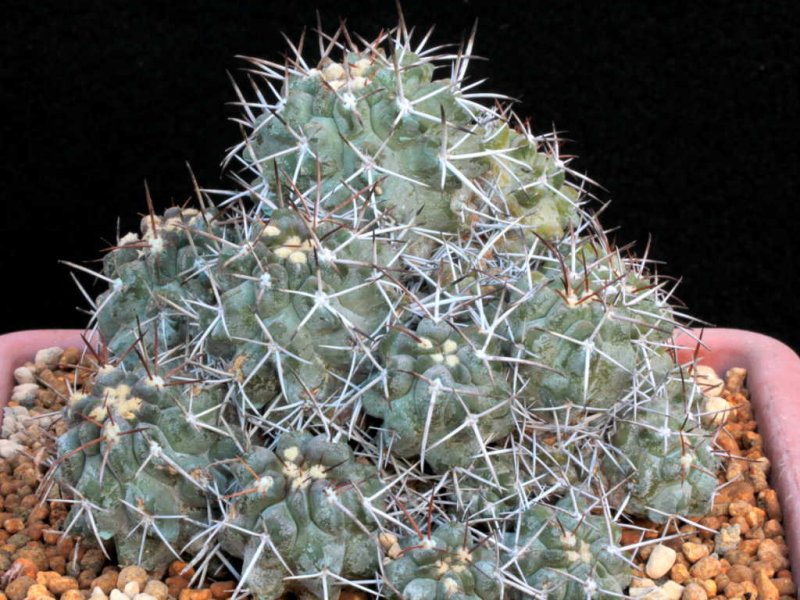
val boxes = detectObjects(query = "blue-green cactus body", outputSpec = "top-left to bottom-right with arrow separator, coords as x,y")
222,433 -> 385,600
505,241 -> 675,420
362,319 -> 512,472
504,497 -> 630,599
55,365 -> 238,569
607,379 -> 719,522
382,522 -> 501,600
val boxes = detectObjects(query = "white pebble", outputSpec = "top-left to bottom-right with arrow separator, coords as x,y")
630,585 -> 659,598
714,524 -> 741,555
1,407 -> 16,435
11,383 -> 39,404
693,365 -> 724,396
34,346 -> 64,369
0,439 -> 23,460
632,587 -> 674,600
133,594 -> 158,600
703,395 -> 731,426
9,432 -> 28,444
630,577 -> 657,589
90,587 -> 109,600
110,589 -> 129,600
646,544 -> 677,579
123,581 -> 141,598
13,366 -> 36,384
661,581 -> 685,600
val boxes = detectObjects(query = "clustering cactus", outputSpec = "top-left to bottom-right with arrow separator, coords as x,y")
55,362 -> 242,569
46,13 -> 724,600
222,433 -> 385,599
503,495 -> 631,598
381,522 -> 502,600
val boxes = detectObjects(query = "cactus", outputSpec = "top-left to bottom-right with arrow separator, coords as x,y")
362,318 -> 513,472
380,522 -> 502,600
48,13 -> 724,600
503,495 -> 631,599
222,433 -> 385,599
502,231 -> 677,421
55,362 -> 241,570
605,375 -> 720,522
233,43 -> 580,254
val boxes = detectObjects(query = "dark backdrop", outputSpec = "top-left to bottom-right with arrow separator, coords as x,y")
2,1 -> 798,349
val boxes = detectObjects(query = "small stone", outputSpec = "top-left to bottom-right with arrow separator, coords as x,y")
660,581 -> 684,600
725,367 -> 747,393
60,591 -> 84,600
109,591 -> 128,600
772,577 -> 796,595
132,595 -> 158,600
79,548 -> 106,572
89,587 -> 108,600
90,573 -> 118,595
142,581 -> 168,600
715,480 -> 755,505
34,347 -> 63,369
689,555 -> 721,579
680,582 -> 707,600
0,439 -> 24,460
77,570 -> 96,588
178,591 -> 211,600
727,564 -> 754,582
693,365 -> 724,396
208,582 -> 234,600
682,541 -> 710,563
761,489 -> 782,520
630,577 -> 657,589
740,538 -> 761,556
646,544 -> 677,579
123,581 -> 140,598
757,538 -> 789,570
4,518 -> 25,534
22,583 -> 53,599
10,557 -> 40,577
629,587 -> 658,598
8,532 -> 30,547
700,579 -> 716,597
13,366 -> 36,384
5,576 -> 36,600
45,574 -> 77,595
714,524 -> 741,555
764,519 -> 783,537
58,347 -> 82,369
755,569 -> 780,600
340,591 -> 369,600
165,577 -> 189,598
670,563 -> 690,584
11,384 -> 39,406
168,561 -> 195,578
116,567 -> 148,591
703,395 -> 731,426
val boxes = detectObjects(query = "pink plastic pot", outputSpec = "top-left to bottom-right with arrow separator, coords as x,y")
1,328 -> 798,581
673,328 -> 800,582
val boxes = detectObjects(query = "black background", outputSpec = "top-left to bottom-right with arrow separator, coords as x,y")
2,1 -> 798,349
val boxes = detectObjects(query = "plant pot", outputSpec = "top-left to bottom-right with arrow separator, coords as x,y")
673,328 -> 800,582
1,327 -> 798,582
